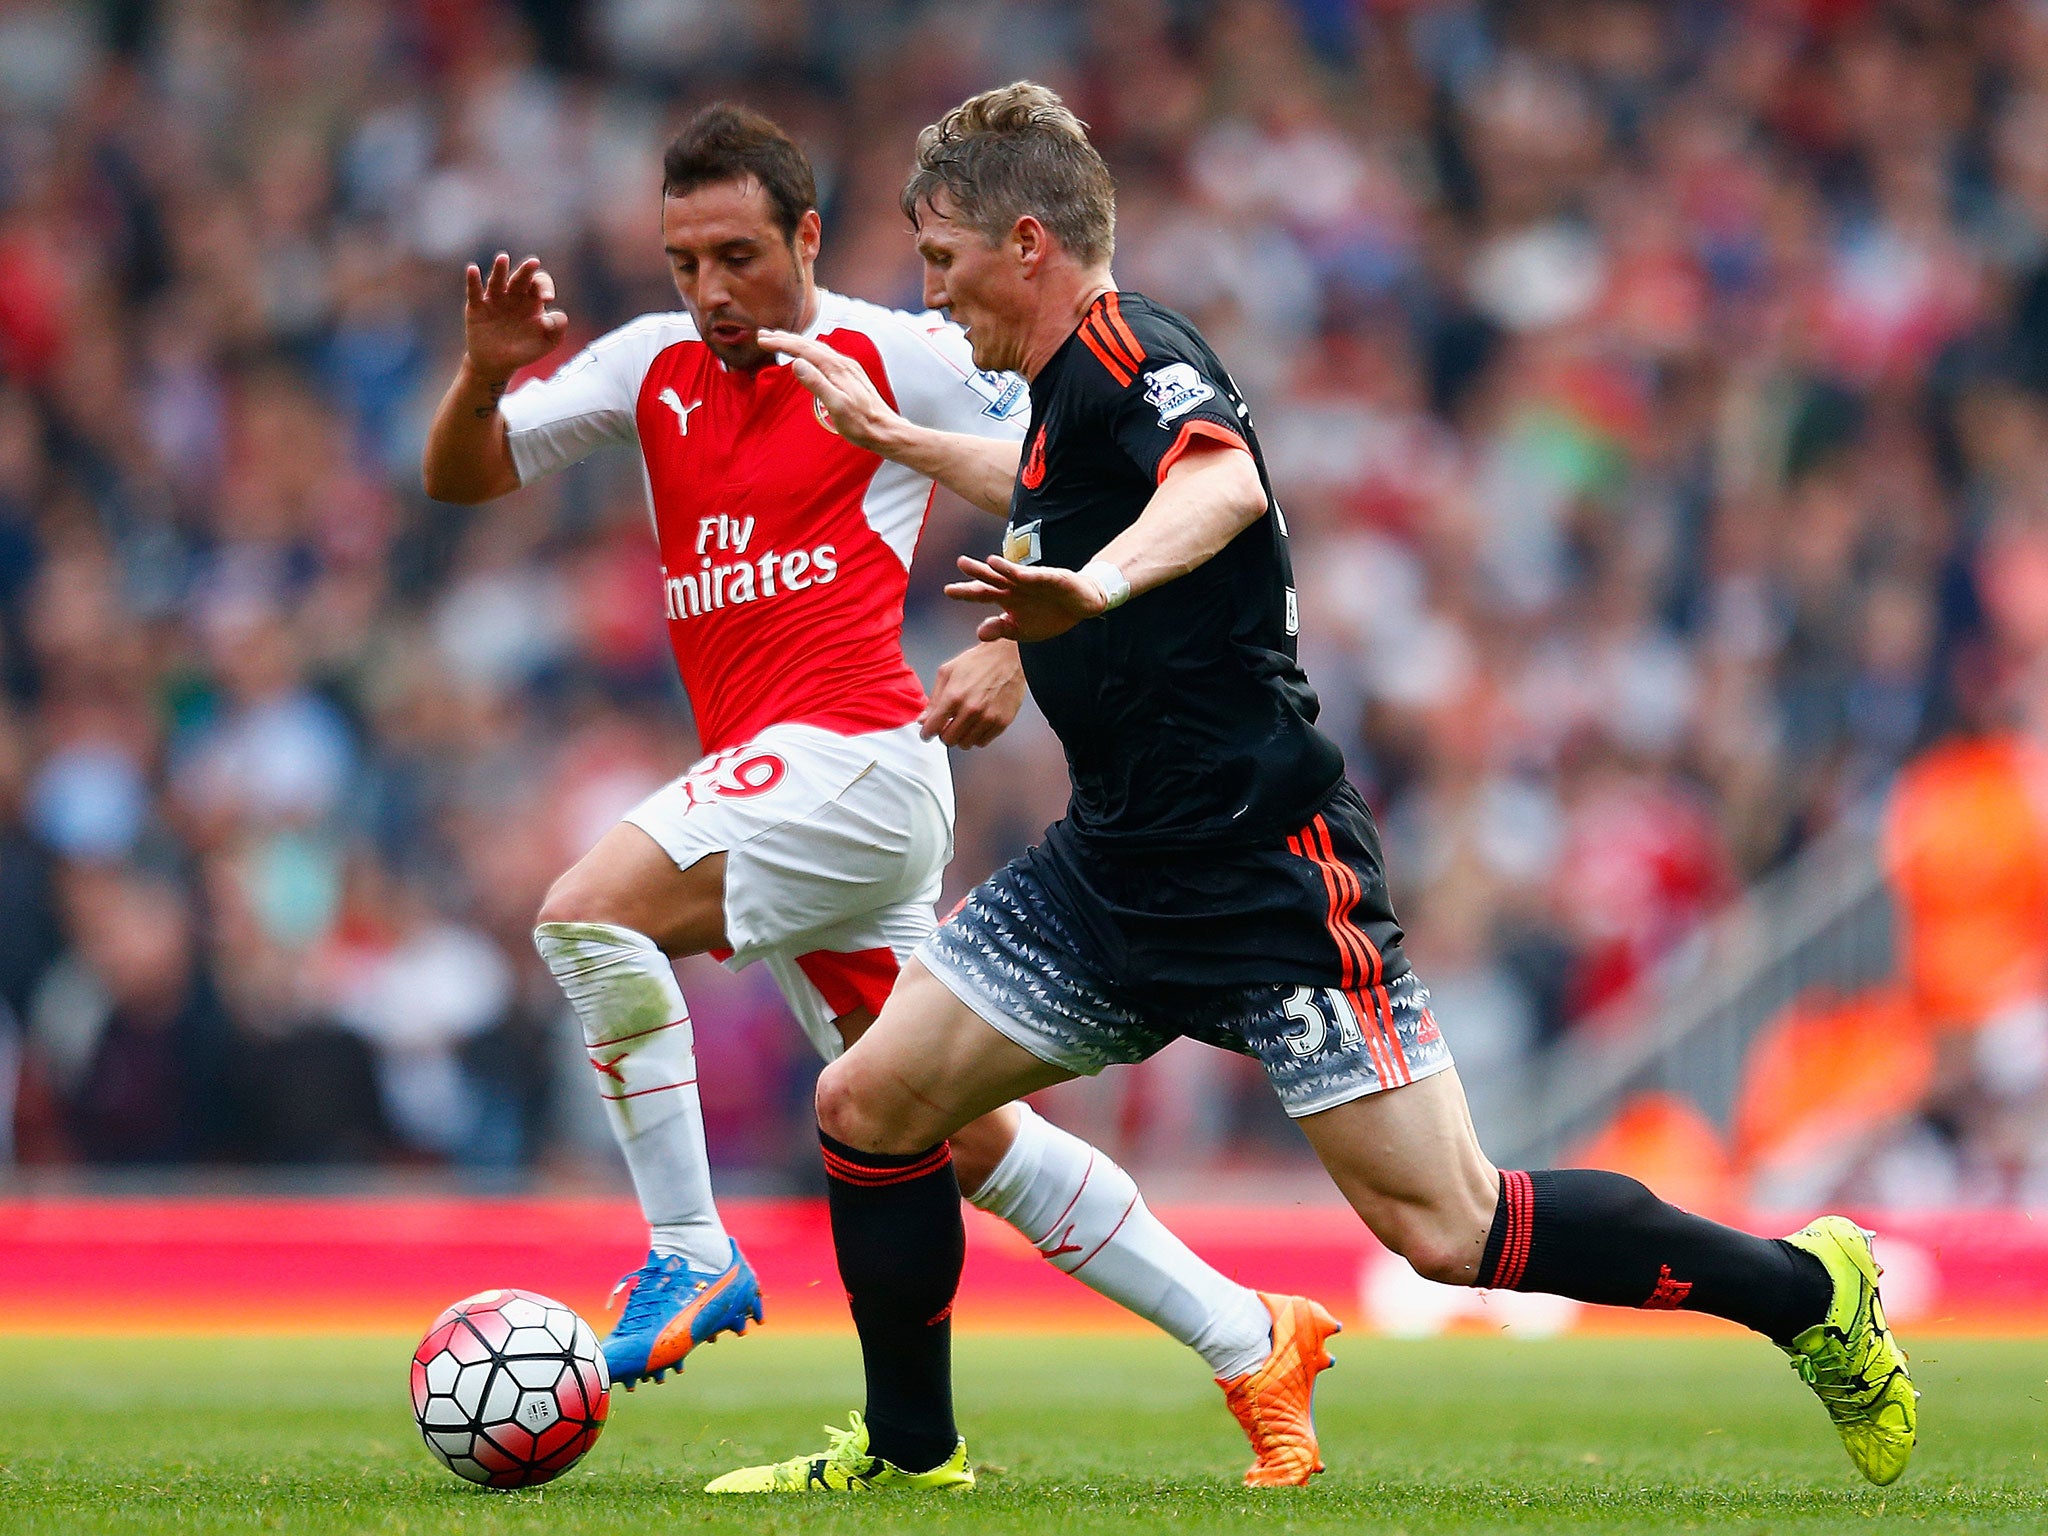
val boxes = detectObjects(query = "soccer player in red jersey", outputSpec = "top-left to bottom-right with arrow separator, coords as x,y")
421,106 -> 1297,1451
712,84 -> 1917,1493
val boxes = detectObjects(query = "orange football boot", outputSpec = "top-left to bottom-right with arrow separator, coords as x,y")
1216,1291 -> 1342,1487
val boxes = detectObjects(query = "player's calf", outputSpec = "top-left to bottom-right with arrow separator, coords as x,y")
535,920 -> 731,1268
818,1129 -> 966,1475
1304,1073 -> 1833,1331
1308,1076 -> 1907,1479
962,1102 -> 1275,1380
814,1049 -> 931,1154
1298,1068 -> 1500,1286
1469,1168 -> 1833,1340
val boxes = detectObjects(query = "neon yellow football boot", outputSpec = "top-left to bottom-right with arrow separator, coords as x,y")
1780,1216 -> 1918,1485
703,1412 -> 974,1493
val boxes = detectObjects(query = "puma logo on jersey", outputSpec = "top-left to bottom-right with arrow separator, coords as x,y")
658,388 -> 703,435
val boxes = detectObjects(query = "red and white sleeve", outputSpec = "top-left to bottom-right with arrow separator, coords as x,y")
500,315 -> 676,485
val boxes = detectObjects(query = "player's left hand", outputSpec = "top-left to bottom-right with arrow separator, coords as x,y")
757,329 -> 904,453
945,554 -> 1107,643
921,639 -> 1026,748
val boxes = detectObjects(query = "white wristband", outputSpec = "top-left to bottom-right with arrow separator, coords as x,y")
1079,559 -> 1131,612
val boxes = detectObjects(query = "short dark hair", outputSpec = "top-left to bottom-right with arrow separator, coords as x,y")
662,104 -> 817,243
901,82 -> 1115,265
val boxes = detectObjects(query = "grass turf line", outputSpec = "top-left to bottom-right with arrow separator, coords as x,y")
0,1332 -> 2040,1534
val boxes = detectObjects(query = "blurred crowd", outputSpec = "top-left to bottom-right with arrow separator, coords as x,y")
5,0 -> 2048,1190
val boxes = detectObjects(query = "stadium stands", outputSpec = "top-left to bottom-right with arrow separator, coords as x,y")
0,0 -> 2042,1198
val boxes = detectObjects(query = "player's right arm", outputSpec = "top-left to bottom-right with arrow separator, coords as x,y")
946,443 -> 1267,642
758,327 -> 1022,516
422,254 -> 570,503
868,420 -> 1019,518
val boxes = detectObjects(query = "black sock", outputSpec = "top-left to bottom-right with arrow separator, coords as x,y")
1478,1169 -> 1834,1343
820,1129 -> 965,1473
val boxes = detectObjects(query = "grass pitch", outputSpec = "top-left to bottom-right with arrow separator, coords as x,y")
0,1331 -> 2040,1534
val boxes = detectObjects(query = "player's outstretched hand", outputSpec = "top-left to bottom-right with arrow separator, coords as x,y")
757,329 -> 905,453
946,555 -> 1107,644
921,639 -> 1026,748
464,254 -> 569,382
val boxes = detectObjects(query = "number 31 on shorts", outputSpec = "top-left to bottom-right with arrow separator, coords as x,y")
1280,986 -> 1368,1059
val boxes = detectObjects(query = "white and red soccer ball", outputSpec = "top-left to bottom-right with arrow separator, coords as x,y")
410,1288 -> 610,1488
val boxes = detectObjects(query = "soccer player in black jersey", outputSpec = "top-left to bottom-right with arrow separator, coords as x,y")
709,82 -> 1917,1495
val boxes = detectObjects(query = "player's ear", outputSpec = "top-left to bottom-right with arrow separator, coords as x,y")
1012,215 -> 1048,276
795,208 -> 823,265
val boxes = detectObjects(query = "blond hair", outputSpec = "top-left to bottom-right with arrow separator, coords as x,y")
901,81 -> 1115,265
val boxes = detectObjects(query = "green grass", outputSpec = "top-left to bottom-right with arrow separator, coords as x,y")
0,1331 -> 2040,1533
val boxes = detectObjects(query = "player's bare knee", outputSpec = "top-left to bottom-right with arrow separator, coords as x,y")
815,1052 -> 938,1155
813,1055 -> 878,1147
535,873 -> 610,929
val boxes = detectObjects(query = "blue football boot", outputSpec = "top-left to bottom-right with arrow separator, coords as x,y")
603,1240 -> 764,1389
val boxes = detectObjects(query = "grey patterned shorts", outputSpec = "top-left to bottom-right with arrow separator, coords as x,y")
918,854 -> 1455,1118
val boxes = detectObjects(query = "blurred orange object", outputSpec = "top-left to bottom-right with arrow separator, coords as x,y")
1732,987 -> 1934,1181
1565,1090 -> 1737,1219
1883,734 -> 2048,1031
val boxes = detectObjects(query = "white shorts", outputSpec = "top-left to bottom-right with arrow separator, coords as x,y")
622,721 -> 953,1060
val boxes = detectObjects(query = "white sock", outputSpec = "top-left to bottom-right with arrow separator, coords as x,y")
534,921 -> 731,1273
966,1103 -> 1273,1378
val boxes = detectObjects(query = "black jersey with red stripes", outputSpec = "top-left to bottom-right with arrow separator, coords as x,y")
1004,289 -> 1344,851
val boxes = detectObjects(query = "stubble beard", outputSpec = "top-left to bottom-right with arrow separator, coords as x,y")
707,333 -> 771,371
696,248 -> 807,373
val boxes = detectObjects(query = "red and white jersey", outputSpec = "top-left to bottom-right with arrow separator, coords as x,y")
500,290 -> 1029,753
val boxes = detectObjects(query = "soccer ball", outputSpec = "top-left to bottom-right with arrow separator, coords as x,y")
409,1288 -> 610,1488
